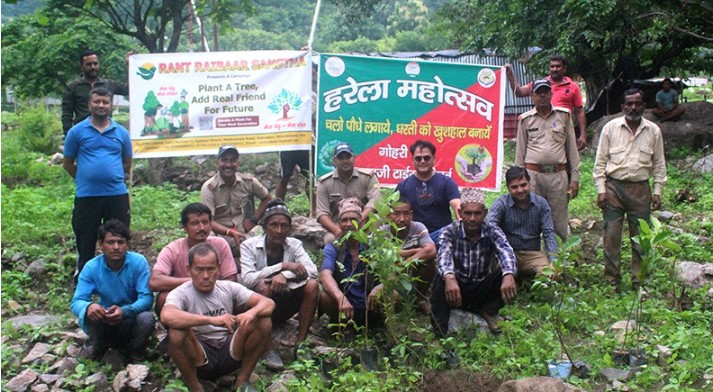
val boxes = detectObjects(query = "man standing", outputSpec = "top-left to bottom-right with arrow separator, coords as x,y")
62,50 -> 129,136
316,143 -> 381,243
653,78 -> 686,122
241,199 -> 319,369
381,198 -> 437,310
150,203 -> 238,316
594,88 -> 666,290
515,78 -> 580,241
319,199 -> 383,326
162,243 -> 274,392
486,166 -> 558,283
201,145 -> 272,257
430,189 -> 517,336
396,140 -> 461,244
63,87 -> 132,277
275,149 -> 315,213
506,55 -> 588,149
70,220 -> 154,361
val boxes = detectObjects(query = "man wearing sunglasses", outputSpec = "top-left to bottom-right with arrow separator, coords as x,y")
396,140 -> 461,245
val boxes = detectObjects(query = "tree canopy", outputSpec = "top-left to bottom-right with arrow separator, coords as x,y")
434,0 -> 713,103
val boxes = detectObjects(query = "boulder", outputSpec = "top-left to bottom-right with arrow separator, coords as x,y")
112,364 -> 150,392
497,376 -> 584,391
4,314 -> 61,329
291,216 -> 327,253
677,261 -> 713,288
84,372 -> 111,392
48,357 -> 78,376
6,369 -> 40,392
693,154 -> 713,174
600,368 -> 631,382
447,309 -> 491,336
590,101 -> 713,150
22,342 -> 51,364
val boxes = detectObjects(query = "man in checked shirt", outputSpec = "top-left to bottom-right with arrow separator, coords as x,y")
430,188 -> 517,336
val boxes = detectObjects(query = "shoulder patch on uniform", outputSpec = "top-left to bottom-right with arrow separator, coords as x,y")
518,108 -> 537,120
553,106 -> 571,114
318,172 -> 334,181
238,173 -> 254,182
356,168 -> 375,176
206,175 -> 220,190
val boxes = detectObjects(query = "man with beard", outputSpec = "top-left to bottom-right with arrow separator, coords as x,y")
241,199 -> 318,369
63,87 -> 133,279
150,203 -> 238,317
486,166 -> 558,284
201,145 -> 272,259
62,50 -> 130,135
395,140 -> 461,245
316,143 -> 381,243
594,88 -> 666,291
430,188 -> 517,336
514,78 -> 580,242
506,55 -> 588,149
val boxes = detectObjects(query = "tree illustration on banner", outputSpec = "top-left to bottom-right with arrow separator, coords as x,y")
268,89 -> 302,120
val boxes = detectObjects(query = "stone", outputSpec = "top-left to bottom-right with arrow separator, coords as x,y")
569,218 -> 583,230
84,372 -> 110,392
7,300 -> 23,313
593,330 -> 606,337
27,259 -> 48,279
266,371 -> 298,392
4,314 -> 62,329
610,320 -> 636,334
11,252 -> 26,262
101,348 -> 126,372
31,385 -> 49,392
611,380 -> 630,391
657,211 -> 675,222
38,374 -> 60,385
600,368 -> 631,382
23,343 -> 51,364
448,309 -> 491,336
656,345 -> 673,366
49,153 -> 64,166
692,154 -> 713,174
65,344 -> 81,357
290,216 -> 327,253
6,369 -> 40,392
677,261 -> 713,288
49,357 -> 78,376
112,364 -> 150,392
496,376 -> 585,391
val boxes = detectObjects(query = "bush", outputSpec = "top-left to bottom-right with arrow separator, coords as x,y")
17,104 -> 62,155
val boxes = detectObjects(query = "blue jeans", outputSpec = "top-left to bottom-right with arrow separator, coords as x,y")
84,311 -> 155,357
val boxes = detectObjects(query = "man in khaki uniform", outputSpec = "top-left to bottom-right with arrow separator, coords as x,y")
316,143 -> 381,243
201,145 -> 272,260
594,88 -> 666,290
515,79 -> 580,241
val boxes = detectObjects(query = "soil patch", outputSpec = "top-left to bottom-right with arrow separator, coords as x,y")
420,369 -> 501,392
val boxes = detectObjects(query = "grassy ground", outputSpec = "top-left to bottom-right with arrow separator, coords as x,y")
2,129 -> 712,391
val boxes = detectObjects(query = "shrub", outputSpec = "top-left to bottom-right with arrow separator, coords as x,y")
17,104 -> 62,155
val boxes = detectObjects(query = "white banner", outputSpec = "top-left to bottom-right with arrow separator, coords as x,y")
128,50 -> 313,158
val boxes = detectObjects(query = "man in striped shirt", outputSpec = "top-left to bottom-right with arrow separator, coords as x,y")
430,189 -> 517,335
486,166 -> 558,283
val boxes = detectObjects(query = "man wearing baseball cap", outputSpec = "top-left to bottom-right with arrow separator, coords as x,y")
201,145 -> 272,262
315,142 -> 381,243
514,79 -> 580,242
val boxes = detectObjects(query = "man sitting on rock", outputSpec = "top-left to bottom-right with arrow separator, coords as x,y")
486,166 -> 558,284
319,198 -> 383,328
240,199 -> 319,370
70,220 -> 155,362
150,203 -> 238,317
381,197 -> 437,312
653,78 -> 686,122
161,243 -> 274,392
430,188 -> 517,336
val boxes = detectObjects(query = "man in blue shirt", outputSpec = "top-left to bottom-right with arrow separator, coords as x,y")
486,166 -> 558,283
63,87 -> 133,278
396,140 -> 461,245
653,78 -> 686,122
70,220 -> 154,361
430,188 -> 517,336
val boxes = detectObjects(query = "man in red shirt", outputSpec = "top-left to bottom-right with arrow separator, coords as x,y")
506,55 -> 588,150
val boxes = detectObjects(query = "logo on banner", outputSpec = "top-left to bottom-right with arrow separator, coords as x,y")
137,63 -> 157,80
267,89 -> 303,120
478,68 -> 496,88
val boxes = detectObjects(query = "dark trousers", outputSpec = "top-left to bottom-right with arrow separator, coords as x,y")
72,194 -> 131,276
84,311 -> 155,357
430,272 -> 504,336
